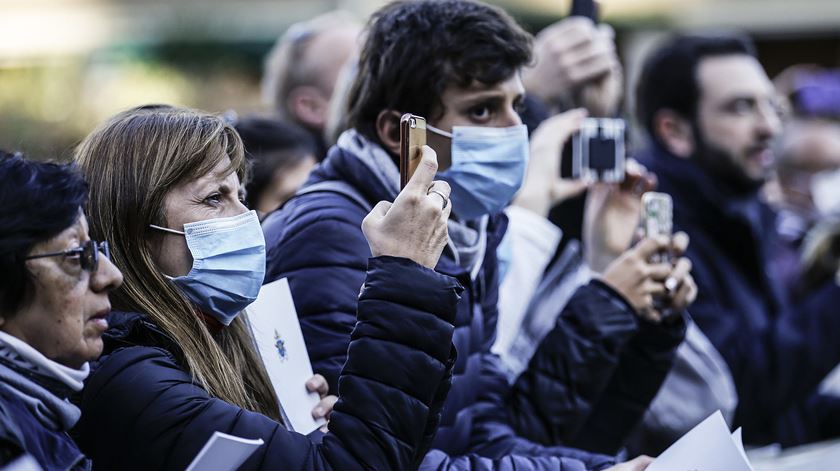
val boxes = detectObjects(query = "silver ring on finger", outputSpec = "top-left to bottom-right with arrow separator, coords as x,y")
427,189 -> 449,210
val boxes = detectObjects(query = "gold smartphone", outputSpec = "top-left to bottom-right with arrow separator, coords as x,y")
400,113 -> 427,190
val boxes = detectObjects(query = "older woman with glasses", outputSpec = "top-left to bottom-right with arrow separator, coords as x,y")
0,151 -> 123,469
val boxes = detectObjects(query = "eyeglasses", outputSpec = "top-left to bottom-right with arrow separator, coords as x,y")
25,240 -> 111,273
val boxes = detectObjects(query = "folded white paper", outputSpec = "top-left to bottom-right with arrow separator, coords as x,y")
647,410 -> 754,471
186,431 -> 264,471
248,277 -> 326,434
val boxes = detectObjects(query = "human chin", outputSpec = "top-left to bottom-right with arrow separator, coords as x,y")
741,146 -> 775,181
71,326 -> 106,366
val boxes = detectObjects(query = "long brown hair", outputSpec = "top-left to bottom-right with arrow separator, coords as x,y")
75,105 -> 281,420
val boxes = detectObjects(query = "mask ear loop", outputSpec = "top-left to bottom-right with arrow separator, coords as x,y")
149,224 -> 186,279
149,224 -> 186,236
427,124 -> 453,139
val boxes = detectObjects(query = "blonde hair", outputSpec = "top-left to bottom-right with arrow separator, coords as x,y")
75,105 -> 281,420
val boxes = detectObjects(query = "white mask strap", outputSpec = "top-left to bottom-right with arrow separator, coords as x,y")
149,224 -> 186,236
427,124 -> 453,139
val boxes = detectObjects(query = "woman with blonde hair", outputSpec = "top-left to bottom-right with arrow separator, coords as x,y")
72,105 -> 460,470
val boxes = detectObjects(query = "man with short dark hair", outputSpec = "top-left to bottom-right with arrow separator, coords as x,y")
265,1 -> 695,469
636,33 -> 840,446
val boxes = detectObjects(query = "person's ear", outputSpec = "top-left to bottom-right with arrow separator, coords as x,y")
375,110 -> 402,155
287,86 -> 329,130
652,109 -> 695,158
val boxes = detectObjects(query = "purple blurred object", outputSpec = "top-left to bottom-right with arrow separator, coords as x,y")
795,70 -> 840,118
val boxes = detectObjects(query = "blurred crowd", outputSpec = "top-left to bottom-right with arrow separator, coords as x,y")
2,0 -> 840,470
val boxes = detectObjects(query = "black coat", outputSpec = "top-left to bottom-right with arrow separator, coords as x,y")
73,256 -> 462,470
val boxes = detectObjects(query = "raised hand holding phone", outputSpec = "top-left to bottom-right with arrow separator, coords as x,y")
363,145 -> 451,269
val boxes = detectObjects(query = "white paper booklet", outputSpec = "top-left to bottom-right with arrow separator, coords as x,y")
248,277 -> 326,434
647,410 -> 755,471
185,431 -> 264,471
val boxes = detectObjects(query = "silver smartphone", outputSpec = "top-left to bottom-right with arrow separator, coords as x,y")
641,192 -> 673,243
642,191 -> 676,315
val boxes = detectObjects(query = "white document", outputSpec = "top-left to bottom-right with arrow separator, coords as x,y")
647,410 -> 754,471
185,431 -> 264,471
248,277 -> 326,434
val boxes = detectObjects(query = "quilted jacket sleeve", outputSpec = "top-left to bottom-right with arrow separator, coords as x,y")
503,281 -> 643,446
569,314 -> 686,454
75,256 -> 462,471
420,449 -> 594,471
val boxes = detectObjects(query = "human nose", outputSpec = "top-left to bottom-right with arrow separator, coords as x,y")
222,198 -> 251,219
91,254 -> 123,292
756,100 -> 782,137
501,105 -> 523,127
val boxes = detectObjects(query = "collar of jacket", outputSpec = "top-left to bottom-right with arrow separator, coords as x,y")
640,141 -> 774,236
99,312 -> 180,360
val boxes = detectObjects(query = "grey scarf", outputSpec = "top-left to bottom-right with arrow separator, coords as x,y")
0,334 -> 87,432
337,129 -> 488,275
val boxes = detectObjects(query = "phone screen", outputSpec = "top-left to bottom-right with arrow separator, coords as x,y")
588,137 -> 617,171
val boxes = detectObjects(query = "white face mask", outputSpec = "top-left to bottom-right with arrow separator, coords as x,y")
811,167 -> 840,216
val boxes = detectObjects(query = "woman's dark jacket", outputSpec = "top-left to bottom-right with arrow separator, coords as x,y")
73,256 -> 462,470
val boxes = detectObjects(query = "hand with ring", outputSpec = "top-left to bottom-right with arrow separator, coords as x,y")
362,145 -> 452,269
427,185 -> 449,210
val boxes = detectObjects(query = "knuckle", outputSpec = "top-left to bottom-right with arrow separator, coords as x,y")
421,157 -> 438,173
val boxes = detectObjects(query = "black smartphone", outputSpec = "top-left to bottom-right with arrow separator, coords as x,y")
570,0 -> 599,22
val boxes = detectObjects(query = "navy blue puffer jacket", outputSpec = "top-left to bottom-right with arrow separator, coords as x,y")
73,257 -> 462,470
263,138 -> 664,470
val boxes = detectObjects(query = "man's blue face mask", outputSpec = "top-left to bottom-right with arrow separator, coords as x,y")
428,123 -> 529,221
150,210 -> 265,326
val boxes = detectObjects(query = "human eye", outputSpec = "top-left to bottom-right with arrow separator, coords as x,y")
728,98 -> 756,116
468,103 -> 495,123
63,247 -> 85,269
514,98 -> 527,116
203,192 -> 222,206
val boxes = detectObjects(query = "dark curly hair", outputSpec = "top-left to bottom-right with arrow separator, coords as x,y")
347,0 -> 533,142
0,151 -> 88,315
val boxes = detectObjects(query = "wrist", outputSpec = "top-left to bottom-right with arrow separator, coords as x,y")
512,187 -> 551,217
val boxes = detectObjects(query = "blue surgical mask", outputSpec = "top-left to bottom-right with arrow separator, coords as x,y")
429,123 -> 529,220
150,210 -> 265,326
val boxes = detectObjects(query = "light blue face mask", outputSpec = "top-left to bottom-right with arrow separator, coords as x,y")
150,210 -> 265,326
428,123 -> 529,221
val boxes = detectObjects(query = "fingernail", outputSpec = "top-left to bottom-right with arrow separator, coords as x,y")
665,277 -> 678,292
